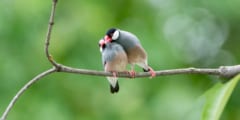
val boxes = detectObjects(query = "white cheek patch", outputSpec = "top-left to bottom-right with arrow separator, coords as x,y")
100,47 -> 103,52
112,30 -> 119,40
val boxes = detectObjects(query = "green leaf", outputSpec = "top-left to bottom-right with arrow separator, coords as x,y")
185,74 -> 240,120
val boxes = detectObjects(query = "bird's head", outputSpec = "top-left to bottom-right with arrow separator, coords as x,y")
104,28 -> 120,43
98,39 -> 106,52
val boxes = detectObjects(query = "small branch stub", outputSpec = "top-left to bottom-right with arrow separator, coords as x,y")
219,65 -> 240,78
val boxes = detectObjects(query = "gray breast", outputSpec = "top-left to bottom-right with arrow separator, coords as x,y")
102,43 -> 125,65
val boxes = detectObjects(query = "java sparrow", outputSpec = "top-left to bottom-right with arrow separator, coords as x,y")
104,28 -> 156,77
98,39 -> 128,93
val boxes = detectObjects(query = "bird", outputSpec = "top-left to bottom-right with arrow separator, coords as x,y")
98,39 -> 128,93
104,28 -> 156,77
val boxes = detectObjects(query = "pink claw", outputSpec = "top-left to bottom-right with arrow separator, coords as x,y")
148,67 -> 156,78
128,70 -> 136,78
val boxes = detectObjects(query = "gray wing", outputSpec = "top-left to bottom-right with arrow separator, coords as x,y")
118,30 -> 141,49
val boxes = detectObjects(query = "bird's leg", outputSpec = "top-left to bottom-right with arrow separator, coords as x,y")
128,64 -> 136,78
111,71 -> 117,78
137,62 -> 156,78
148,67 -> 156,78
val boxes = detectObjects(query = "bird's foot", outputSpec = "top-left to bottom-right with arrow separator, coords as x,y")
127,70 -> 136,78
111,71 -> 117,78
148,67 -> 156,78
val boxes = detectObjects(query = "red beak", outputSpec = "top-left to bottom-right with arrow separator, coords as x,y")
104,35 -> 112,43
99,39 -> 105,47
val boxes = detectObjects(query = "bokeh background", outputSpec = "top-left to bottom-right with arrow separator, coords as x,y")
1,0 -> 240,120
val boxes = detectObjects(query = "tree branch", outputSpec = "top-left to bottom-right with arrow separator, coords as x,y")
1,0 -> 240,119
0,68 -> 57,120
59,64 -> 240,78
45,0 -> 59,68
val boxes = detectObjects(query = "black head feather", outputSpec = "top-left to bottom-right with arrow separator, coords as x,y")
106,28 -> 117,37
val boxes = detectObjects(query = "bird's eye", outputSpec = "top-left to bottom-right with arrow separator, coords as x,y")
102,44 -> 106,49
99,44 -> 106,52
112,30 -> 119,40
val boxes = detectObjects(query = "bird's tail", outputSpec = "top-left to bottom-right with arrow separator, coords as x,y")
107,77 -> 119,93
110,81 -> 119,93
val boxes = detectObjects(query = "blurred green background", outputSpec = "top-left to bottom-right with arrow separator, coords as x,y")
1,0 -> 240,120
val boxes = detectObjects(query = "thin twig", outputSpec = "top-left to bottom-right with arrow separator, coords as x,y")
59,64 -> 240,78
45,0 -> 59,68
0,68 -> 57,120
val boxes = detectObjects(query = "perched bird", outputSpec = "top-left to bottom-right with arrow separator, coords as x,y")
98,39 -> 128,93
104,28 -> 156,77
